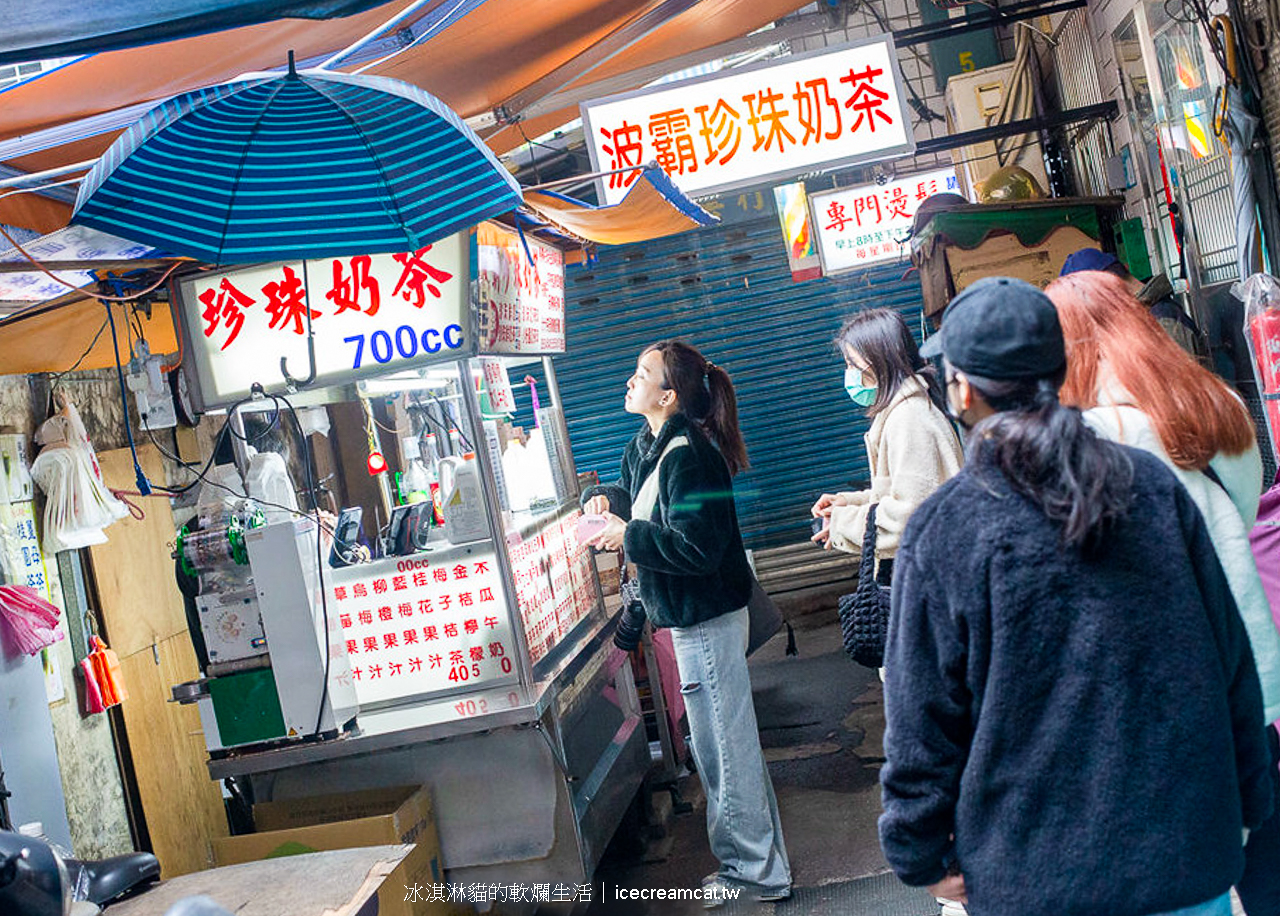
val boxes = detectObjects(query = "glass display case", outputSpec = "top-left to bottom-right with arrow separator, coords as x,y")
173,222 -> 650,894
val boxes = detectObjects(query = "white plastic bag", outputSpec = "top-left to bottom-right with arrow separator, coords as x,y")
29,396 -> 128,554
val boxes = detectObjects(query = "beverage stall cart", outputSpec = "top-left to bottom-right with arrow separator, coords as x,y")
167,219 -> 649,895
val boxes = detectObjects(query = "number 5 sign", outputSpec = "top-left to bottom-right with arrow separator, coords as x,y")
178,233 -> 472,409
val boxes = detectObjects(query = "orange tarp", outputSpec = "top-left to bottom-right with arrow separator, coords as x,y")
0,297 -> 178,375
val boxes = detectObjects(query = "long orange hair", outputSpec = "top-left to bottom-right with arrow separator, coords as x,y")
1046,270 -> 1254,469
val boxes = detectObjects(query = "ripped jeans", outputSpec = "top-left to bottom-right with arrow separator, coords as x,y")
669,607 -> 791,894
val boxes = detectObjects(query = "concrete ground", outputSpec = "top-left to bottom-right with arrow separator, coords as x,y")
585,617 -> 937,916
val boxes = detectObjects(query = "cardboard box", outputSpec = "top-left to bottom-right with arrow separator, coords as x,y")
214,785 -> 467,916
947,225 -> 1097,293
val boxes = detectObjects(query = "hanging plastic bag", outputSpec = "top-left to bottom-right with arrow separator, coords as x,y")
80,655 -> 107,714
0,584 -> 65,656
86,635 -> 127,707
30,394 -> 128,554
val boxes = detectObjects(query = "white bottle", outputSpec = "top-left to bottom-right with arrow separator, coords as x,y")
399,438 -> 432,506
438,454 -> 489,544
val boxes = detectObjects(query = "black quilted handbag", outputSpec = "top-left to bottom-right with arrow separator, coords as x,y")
838,504 -> 891,668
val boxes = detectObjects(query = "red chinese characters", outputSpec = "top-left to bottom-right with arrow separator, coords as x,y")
694,100 -> 743,166
326,254 -> 380,317
598,121 -> 644,189
263,265 -> 319,335
743,87 -> 796,153
391,246 -> 453,308
198,278 -> 255,350
648,109 -> 699,176
839,66 -> 893,134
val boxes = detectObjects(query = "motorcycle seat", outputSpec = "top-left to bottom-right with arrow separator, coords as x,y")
66,852 -> 160,905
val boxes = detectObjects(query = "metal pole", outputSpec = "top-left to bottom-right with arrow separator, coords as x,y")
317,0 -> 438,70
457,358 -> 536,689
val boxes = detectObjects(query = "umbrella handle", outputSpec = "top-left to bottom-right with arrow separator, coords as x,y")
280,334 -> 317,390
280,264 -> 318,390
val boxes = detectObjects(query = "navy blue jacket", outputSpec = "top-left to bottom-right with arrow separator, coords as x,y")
582,413 -> 753,629
880,444 -> 1273,916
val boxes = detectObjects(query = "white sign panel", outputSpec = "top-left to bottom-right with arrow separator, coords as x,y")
180,236 -> 470,408
0,226 -> 156,302
476,223 -> 565,354
328,547 -> 517,706
809,168 -> 961,273
582,36 -> 914,205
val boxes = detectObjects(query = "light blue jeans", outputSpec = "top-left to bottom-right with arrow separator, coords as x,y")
669,606 -> 791,895
1144,893 -> 1232,916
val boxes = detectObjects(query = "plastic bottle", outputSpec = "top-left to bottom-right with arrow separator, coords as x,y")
423,434 -> 445,526
399,438 -> 432,506
438,454 -> 488,544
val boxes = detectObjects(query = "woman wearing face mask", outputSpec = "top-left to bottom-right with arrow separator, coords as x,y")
810,309 -> 963,586
581,340 -> 790,907
880,277 -> 1273,916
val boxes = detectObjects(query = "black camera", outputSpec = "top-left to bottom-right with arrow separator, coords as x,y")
613,578 -> 647,652
811,516 -> 827,537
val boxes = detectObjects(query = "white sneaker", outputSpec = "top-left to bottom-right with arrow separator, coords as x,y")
937,899 -> 967,916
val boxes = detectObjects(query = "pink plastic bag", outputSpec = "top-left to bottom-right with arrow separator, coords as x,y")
0,584 -> 65,656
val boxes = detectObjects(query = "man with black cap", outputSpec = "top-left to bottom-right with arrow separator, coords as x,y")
878,277 -> 1273,916
1060,247 -> 1201,358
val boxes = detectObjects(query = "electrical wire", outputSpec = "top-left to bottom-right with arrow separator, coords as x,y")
47,318 -> 109,390
104,300 -> 154,496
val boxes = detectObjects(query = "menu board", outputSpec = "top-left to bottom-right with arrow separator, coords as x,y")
509,509 -> 599,666
328,545 -> 517,706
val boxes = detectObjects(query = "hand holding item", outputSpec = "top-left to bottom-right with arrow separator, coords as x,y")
588,512 -> 627,551
811,492 -> 849,517
584,494 -> 611,516
927,873 -> 967,904
810,514 -> 832,548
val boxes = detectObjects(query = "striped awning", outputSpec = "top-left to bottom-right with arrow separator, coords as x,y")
523,166 -> 718,246
72,67 -> 522,264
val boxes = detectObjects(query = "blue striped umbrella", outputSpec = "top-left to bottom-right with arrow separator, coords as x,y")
72,64 -> 521,264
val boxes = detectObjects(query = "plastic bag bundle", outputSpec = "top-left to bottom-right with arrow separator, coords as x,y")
81,635 -> 126,712
0,584 -> 65,656
29,396 -> 128,554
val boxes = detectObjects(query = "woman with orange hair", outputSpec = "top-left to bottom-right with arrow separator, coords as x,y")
1047,269 -> 1280,915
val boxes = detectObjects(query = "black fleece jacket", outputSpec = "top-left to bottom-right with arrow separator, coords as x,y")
582,413 -> 753,629
880,444 -> 1273,916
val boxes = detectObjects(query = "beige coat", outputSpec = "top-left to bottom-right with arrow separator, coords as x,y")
828,375 -> 964,560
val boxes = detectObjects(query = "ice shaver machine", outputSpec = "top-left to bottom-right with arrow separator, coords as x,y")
171,504 -> 358,754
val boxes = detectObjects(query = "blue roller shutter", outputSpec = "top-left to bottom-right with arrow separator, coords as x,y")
528,213 -> 929,552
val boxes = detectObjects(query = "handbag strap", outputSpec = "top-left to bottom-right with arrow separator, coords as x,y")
859,503 -> 879,580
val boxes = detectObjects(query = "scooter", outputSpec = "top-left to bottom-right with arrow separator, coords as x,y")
0,828 -> 160,915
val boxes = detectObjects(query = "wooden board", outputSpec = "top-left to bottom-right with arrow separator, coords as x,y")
86,444 -> 228,877
114,634 -> 228,877
89,444 -> 188,657
107,845 -> 407,916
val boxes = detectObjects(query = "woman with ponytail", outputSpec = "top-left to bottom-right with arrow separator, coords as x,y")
580,340 -> 789,906
1048,269 -> 1280,914
879,278 -> 1272,916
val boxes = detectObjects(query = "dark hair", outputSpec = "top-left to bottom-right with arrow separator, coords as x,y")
644,340 -> 749,476
964,368 -> 1133,552
836,309 -> 947,415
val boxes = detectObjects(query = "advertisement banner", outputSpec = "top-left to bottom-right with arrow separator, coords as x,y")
476,223 -> 566,354
179,235 -> 470,408
772,182 -> 822,282
582,35 -> 915,205
808,167 -> 961,274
